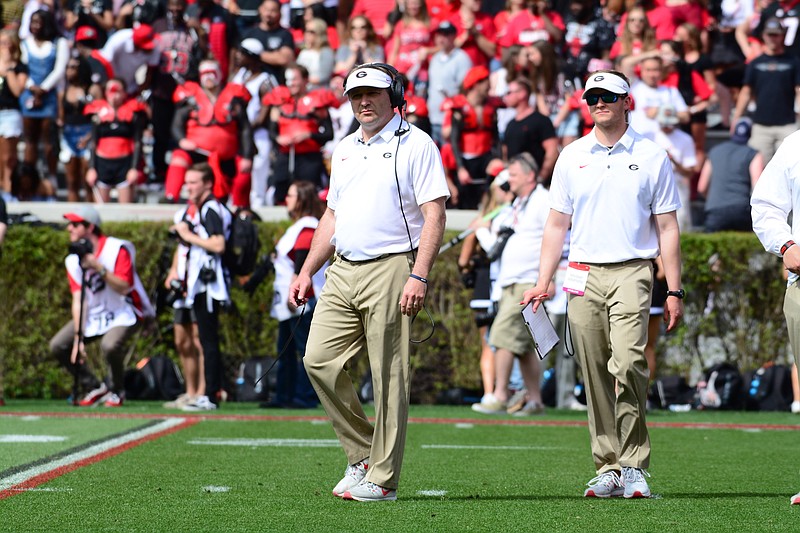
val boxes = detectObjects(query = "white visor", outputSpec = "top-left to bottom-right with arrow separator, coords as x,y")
583,72 -> 630,97
344,67 -> 392,96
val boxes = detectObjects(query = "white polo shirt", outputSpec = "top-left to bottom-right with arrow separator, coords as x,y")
630,81 -> 688,141
549,126 -> 680,263
328,114 -> 450,261
752,129 -> 800,283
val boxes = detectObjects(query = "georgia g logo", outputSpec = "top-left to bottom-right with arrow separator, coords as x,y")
593,75 -> 604,82
629,164 -> 639,171
356,71 -> 367,78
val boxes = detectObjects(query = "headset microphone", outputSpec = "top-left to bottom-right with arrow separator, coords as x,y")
394,127 -> 409,137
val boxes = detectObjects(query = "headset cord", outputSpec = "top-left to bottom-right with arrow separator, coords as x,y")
393,112 -> 435,344
255,302 -> 306,386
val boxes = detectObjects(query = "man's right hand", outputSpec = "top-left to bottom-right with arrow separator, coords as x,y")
520,284 -> 549,312
179,139 -> 197,152
70,338 -> 85,365
289,272 -> 312,310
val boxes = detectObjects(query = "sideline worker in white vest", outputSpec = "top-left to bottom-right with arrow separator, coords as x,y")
49,205 -> 154,408
171,162 -> 232,411
264,181 -> 327,409
289,63 -> 449,502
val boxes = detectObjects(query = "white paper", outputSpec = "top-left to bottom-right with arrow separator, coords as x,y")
520,301 -> 560,360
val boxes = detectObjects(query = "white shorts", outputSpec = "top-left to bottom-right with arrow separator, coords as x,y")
0,109 -> 22,138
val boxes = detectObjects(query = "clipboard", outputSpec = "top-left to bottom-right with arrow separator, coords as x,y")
520,301 -> 559,360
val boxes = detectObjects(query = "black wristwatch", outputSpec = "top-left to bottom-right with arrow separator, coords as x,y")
666,289 -> 685,299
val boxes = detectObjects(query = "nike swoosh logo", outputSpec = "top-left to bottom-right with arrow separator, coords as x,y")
342,156 -> 350,161
579,165 -> 589,168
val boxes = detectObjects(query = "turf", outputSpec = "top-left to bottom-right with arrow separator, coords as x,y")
1,401 -> 800,532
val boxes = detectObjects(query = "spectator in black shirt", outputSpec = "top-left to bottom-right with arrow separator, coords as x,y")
240,0 -> 294,85
501,77 -> 558,184
65,0 -> 114,47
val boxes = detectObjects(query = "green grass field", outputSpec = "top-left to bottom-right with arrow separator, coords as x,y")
2,401 -> 800,532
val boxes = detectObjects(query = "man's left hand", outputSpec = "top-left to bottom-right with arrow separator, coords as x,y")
663,297 -> 684,332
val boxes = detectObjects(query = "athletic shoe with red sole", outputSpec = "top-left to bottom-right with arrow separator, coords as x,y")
622,467 -> 651,498
332,458 -> 369,497
584,471 -> 624,498
104,393 -> 124,407
79,384 -> 109,406
342,481 -> 397,502
791,492 -> 800,505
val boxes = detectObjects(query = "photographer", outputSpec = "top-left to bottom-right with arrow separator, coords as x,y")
470,153 -> 550,416
169,162 -> 231,411
162,200 -> 204,409
49,206 -> 154,407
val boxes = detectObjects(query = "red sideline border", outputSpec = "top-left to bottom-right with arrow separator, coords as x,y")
3,410 -> 800,431
0,417 -> 199,500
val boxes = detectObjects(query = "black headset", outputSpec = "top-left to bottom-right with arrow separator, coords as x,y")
345,62 -> 406,110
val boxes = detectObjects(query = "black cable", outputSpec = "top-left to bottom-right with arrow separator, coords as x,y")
393,109 -> 434,344
254,303 -> 306,386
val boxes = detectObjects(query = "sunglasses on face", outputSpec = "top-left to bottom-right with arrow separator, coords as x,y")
585,92 -> 623,106
351,25 -> 367,30
67,221 -> 88,228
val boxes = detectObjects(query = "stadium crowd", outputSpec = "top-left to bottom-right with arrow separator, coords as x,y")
0,0 -> 793,210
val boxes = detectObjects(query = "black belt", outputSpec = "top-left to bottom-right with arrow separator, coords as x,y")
335,253 -> 391,265
335,250 -> 416,265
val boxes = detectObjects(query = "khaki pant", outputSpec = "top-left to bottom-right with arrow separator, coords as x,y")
304,253 -> 413,490
566,260 -> 652,474
784,282 -> 800,369
749,123 -> 798,164
50,320 -> 140,394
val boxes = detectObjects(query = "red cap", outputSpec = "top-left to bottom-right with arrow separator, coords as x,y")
132,24 -> 158,51
75,26 -> 98,42
462,66 -> 490,90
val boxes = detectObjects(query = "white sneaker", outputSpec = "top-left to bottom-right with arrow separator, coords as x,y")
180,395 -> 217,412
791,492 -> 800,505
332,458 -> 369,497
163,393 -> 193,409
584,471 -> 624,498
622,467 -> 651,498
343,481 -> 397,502
792,401 -> 800,414
471,393 -> 507,414
505,388 -> 528,414
79,383 -> 109,407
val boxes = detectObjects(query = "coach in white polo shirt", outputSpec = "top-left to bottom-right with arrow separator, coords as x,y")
522,70 -> 684,500
290,63 -> 449,502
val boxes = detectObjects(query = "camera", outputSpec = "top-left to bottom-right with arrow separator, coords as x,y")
199,264 -> 217,283
474,302 -> 498,329
69,238 -> 94,259
164,279 -> 185,307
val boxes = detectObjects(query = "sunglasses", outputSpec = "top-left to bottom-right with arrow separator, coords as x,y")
585,92 -> 623,106
67,221 -> 88,228
351,25 -> 367,30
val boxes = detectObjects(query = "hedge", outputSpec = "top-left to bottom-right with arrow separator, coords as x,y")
0,221 -> 791,402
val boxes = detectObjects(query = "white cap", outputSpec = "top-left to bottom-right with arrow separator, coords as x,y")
583,72 -> 630,97
492,169 -> 509,188
344,67 -> 392,96
240,38 -> 264,56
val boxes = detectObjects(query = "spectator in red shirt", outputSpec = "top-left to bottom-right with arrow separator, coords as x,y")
617,0 -> 675,43
610,5 -> 657,61
441,65 -> 500,209
350,0 -> 396,39
387,0 -> 433,84
497,0 -> 565,51
450,0 -> 497,67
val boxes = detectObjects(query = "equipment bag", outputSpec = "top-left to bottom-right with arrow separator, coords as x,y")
224,208 -> 261,276
124,355 -> 185,401
747,362 -> 792,411
235,356 -> 275,402
649,375 -> 695,409
695,362 -> 744,410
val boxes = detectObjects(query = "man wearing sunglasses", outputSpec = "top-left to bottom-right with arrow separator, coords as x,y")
521,70 -> 684,499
